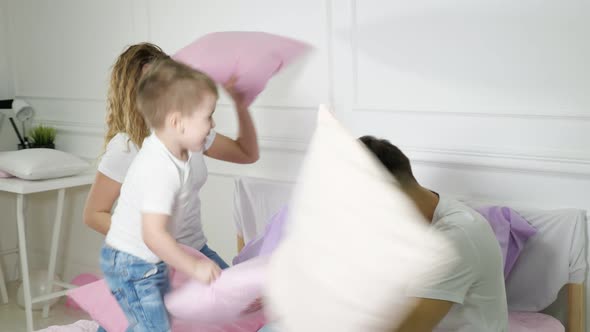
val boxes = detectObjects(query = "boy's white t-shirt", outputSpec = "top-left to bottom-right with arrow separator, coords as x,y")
100,131 -> 216,257
409,196 -> 508,332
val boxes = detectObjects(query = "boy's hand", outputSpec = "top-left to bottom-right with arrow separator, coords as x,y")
191,259 -> 222,284
224,76 -> 248,111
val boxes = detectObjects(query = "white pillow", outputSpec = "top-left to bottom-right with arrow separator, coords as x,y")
0,149 -> 90,180
265,105 -> 456,332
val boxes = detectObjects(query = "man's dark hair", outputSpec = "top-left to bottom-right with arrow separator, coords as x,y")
359,135 -> 417,186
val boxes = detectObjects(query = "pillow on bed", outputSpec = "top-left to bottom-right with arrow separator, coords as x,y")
475,206 -> 537,278
68,245 -> 267,332
508,311 -> 565,332
265,105 -> 457,331
0,170 -> 13,178
233,206 -> 288,265
173,31 -> 310,106
0,149 -> 89,180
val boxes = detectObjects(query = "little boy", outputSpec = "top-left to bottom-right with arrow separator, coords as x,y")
100,58 -> 222,331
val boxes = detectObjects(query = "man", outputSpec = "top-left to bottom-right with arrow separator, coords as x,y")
360,136 -> 508,332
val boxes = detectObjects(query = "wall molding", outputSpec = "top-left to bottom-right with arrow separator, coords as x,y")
17,95 -> 105,103
406,145 -> 590,178
216,103 -> 318,112
345,0 -> 590,120
2,0 -> 17,98
33,118 -> 310,151
33,119 -> 104,136
351,107 -> 590,121
36,118 -> 590,178
22,95 -> 319,113
325,0 -> 335,106
350,0 -> 359,107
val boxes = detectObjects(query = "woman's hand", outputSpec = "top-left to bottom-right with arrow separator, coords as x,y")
224,76 -> 248,112
205,75 -> 259,163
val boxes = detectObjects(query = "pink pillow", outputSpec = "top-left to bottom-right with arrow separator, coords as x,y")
67,245 -> 267,331
166,255 -> 268,323
67,279 -> 122,332
508,312 -> 564,332
172,31 -> 310,106
0,170 -> 14,178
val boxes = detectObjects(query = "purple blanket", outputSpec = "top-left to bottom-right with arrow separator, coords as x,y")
476,206 -> 537,278
234,204 -> 536,281
233,206 -> 288,265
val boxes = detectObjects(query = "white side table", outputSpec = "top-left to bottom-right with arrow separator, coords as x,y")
0,172 -> 94,332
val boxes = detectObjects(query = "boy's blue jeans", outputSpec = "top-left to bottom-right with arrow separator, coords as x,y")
199,244 -> 229,270
97,244 -> 228,332
99,245 -> 171,332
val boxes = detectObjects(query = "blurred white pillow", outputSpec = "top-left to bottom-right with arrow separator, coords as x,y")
265,105 -> 456,332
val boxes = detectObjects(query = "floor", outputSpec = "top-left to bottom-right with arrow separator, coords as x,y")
0,281 -> 92,332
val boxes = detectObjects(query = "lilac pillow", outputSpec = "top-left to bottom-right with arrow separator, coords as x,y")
233,206 -> 288,265
173,31 -> 310,106
476,206 -> 537,278
67,245 -> 267,331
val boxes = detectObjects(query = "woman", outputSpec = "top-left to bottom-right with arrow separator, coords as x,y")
83,42 -> 258,268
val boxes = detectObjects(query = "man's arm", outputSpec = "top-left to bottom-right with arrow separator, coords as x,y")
394,298 -> 454,332
398,222 -> 478,331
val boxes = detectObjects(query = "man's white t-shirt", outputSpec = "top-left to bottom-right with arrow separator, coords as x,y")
409,196 -> 508,332
100,131 -> 216,254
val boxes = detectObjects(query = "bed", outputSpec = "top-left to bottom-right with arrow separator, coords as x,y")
37,176 -> 587,332
233,176 -> 587,332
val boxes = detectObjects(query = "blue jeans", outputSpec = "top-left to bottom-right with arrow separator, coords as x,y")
96,244 -> 227,332
100,245 -> 171,332
200,244 -> 229,269
258,323 -> 279,332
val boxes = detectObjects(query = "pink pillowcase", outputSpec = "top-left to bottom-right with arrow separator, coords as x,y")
67,245 -> 267,331
0,170 -> 14,178
67,279 -> 124,332
166,255 -> 268,323
172,31 -> 310,106
508,312 -> 564,332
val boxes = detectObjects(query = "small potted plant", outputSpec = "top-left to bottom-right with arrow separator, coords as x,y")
29,125 -> 57,149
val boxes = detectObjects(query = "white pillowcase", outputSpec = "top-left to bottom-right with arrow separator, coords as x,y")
265,105 -> 456,332
0,149 -> 89,180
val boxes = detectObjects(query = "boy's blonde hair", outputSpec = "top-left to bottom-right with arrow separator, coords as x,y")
105,43 -> 168,150
137,58 -> 218,129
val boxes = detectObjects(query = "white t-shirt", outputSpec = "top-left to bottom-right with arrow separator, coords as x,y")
409,196 -> 508,332
99,131 -> 216,253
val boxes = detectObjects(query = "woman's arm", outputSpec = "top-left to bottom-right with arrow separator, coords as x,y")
83,172 -> 121,235
205,108 -> 259,163
205,76 -> 259,164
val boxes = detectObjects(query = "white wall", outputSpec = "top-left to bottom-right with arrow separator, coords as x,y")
1,0 -> 589,326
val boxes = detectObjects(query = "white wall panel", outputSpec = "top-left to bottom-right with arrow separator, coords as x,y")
1,1 -> 589,326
